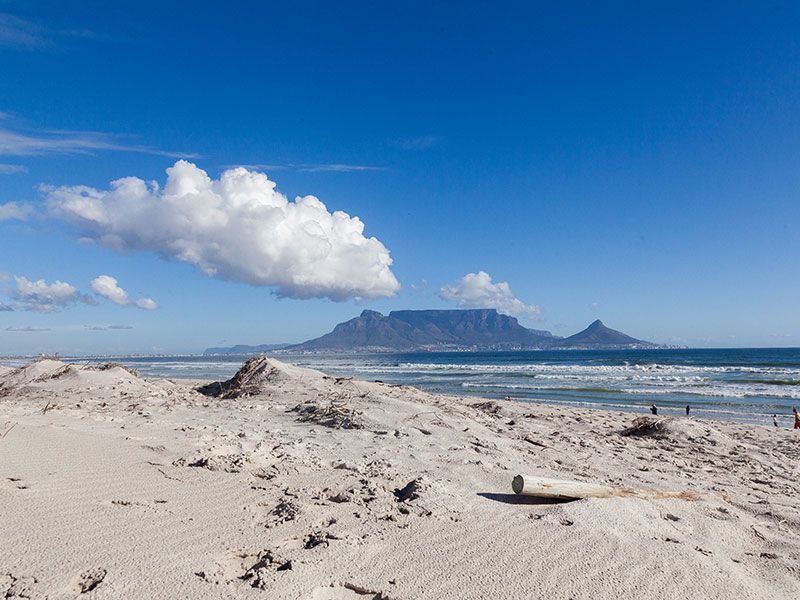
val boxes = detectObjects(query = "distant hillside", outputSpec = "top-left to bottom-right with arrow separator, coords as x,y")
558,320 -> 655,348
289,309 -> 558,351
203,343 -> 290,355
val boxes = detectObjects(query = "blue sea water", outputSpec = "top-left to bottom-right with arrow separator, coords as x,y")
3,348 -> 800,426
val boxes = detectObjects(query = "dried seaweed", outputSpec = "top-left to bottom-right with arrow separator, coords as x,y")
621,416 -> 668,437
292,401 -> 362,429
472,401 -> 502,415
98,362 -> 140,377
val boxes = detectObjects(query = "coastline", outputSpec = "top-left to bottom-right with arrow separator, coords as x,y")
4,347 -> 800,428
1,358 -> 799,599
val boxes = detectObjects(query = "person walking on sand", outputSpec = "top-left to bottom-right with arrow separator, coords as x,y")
650,404 -> 658,416
685,404 -> 690,416
773,414 -> 779,427
794,408 -> 800,430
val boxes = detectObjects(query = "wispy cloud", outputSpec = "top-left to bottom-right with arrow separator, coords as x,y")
108,324 -> 133,330
236,163 -> 389,173
6,326 -> 51,332
0,163 -> 27,174
0,13 -> 44,48
0,12 -> 131,50
393,135 -> 442,150
0,302 -> 13,311
0,125 -> 199,158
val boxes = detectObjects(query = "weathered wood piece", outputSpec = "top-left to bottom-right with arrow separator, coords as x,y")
512,475 -> 700,501
512,475 -> 617,499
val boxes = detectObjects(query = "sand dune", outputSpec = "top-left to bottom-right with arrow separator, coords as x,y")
1,357 -> 798,599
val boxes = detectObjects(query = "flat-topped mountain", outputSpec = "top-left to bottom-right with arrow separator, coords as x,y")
204,310 -> 656,354
290,309 -> 558,352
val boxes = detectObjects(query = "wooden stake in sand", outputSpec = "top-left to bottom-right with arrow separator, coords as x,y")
511,475 -> 700,501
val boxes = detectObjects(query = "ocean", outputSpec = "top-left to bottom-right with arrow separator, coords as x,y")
3,348 -> 800,426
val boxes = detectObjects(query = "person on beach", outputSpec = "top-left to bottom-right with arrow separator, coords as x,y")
685,404 -> 690,416
773,414 -> 779,427
650,404 -> 658,415
794,408 -> 800,429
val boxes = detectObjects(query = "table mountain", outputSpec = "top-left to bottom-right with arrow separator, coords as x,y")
289,309 -> 558,351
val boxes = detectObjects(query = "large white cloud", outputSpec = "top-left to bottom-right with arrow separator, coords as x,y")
10,276 -> 93,312
46,161 -> 400,301
439,271 -> 541,318
90,274 -> 158,310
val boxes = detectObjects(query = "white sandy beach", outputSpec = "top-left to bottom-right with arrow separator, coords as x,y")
1,357 -> 798,599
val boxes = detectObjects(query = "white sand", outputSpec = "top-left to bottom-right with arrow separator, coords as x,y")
1,357 -> 798,599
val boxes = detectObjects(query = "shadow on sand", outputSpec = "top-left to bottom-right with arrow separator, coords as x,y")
477,492 -> 575,505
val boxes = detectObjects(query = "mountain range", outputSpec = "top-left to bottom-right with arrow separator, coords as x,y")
203,343 -> 290,355
203,309 -> 656,354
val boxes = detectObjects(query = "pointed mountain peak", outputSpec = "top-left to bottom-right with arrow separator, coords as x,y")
563,319 -> 653,347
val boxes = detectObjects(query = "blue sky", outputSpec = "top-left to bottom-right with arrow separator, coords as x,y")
1,0 -> 800,354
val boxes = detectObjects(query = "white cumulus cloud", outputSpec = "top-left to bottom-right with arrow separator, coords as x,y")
47,161 -> 400,301
90,275 -> 128,305
134,297 -> 158,311
10,276 -> 93,312
90,275 -> 158,310
439,271 -> 541,318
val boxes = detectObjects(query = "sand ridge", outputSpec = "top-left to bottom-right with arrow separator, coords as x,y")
0,357 -> 798,599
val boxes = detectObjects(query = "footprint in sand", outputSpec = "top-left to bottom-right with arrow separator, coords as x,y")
140,444 -> 167,453
308,583 -> 392,600
197,549 -> 292,589
71,568 -> 106,594
4,477 -> 29,490
0,573 -> 37,598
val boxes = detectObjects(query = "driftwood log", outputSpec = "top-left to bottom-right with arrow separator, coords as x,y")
512,475 -> 700,501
